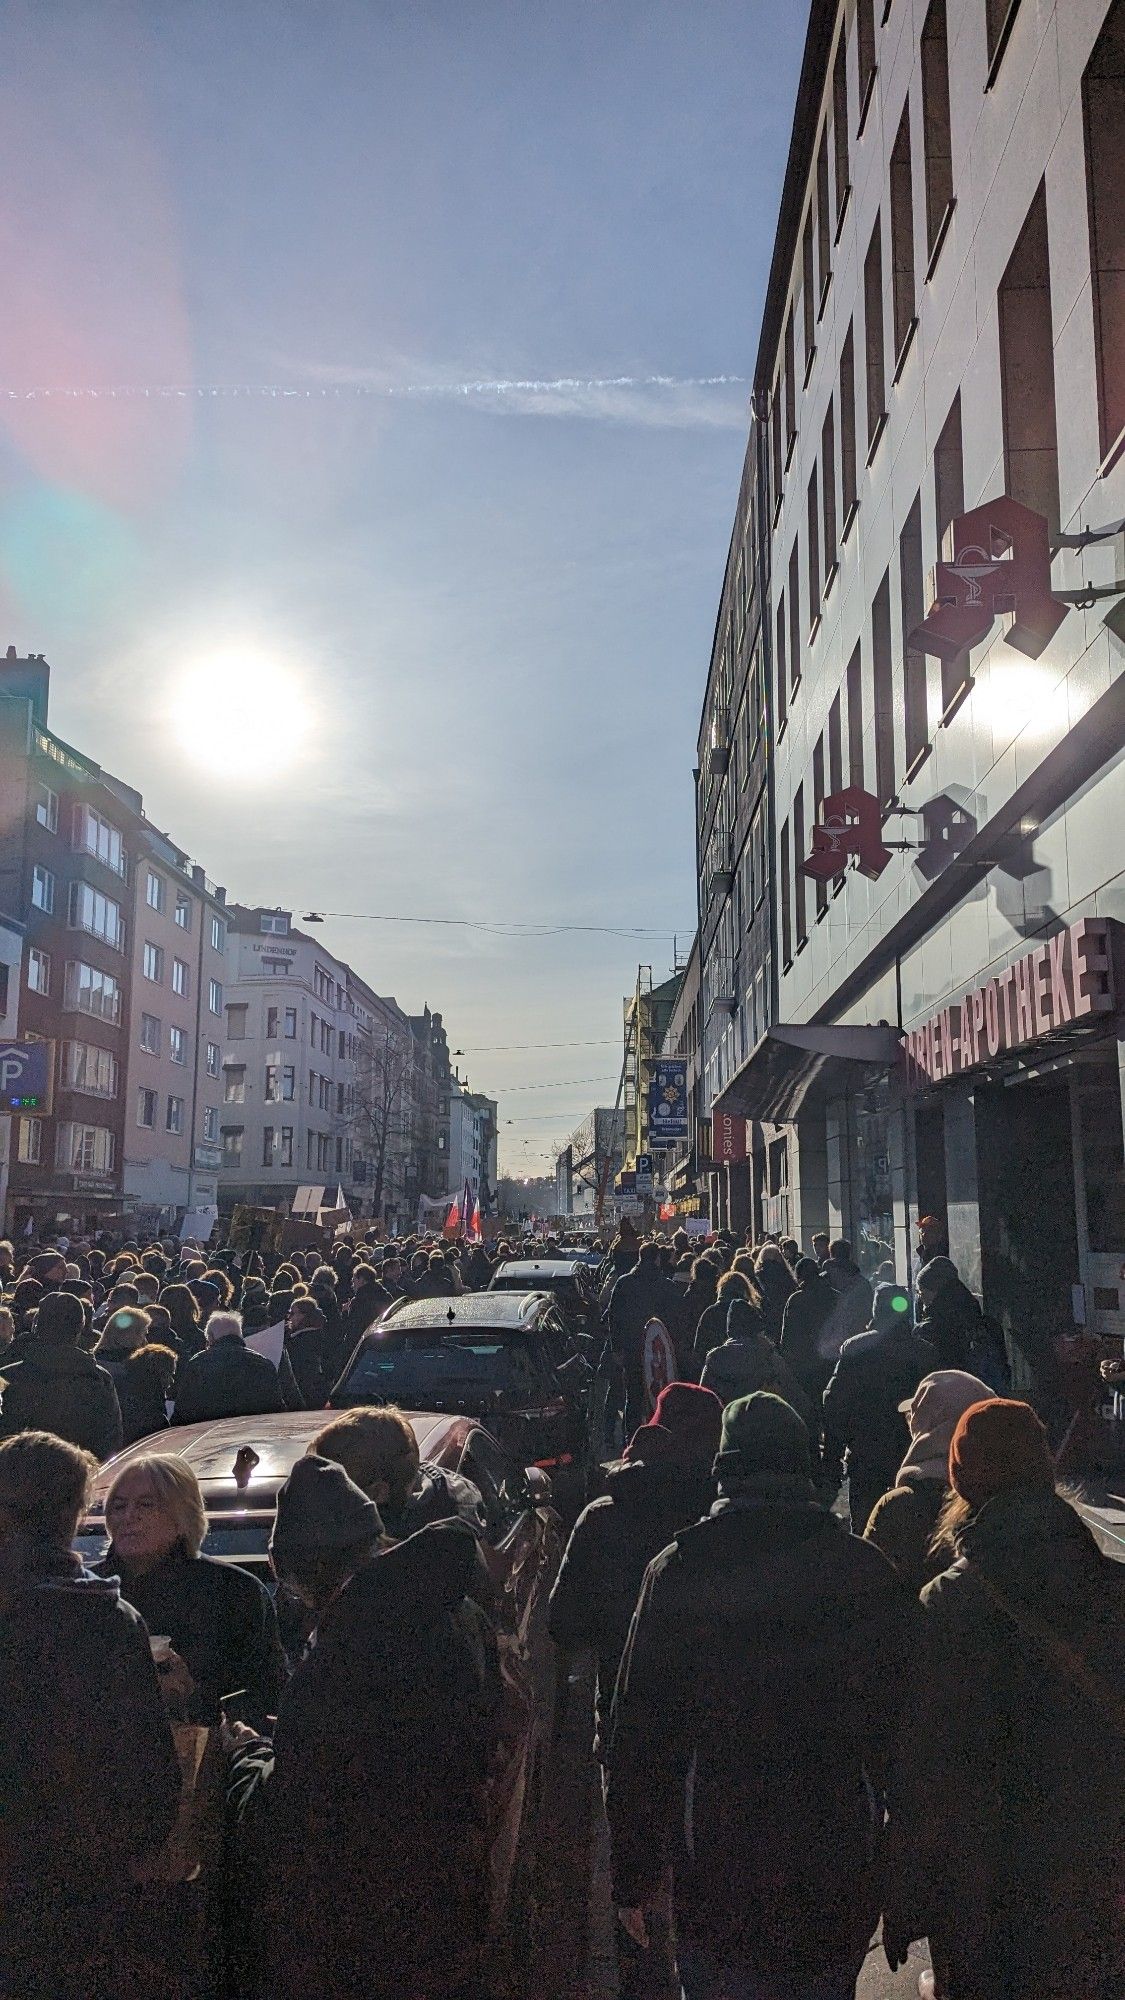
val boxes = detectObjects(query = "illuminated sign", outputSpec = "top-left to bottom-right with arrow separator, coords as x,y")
910,495 -> 1066,665
799,786 -> 892,884
647,1058 -> 689,1144
712,1110 -> 748,1164
903,919 -> 1116,1085
0,1040 -> 52,1113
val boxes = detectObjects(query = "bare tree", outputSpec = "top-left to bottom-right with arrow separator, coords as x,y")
353,1026 -> 416,1221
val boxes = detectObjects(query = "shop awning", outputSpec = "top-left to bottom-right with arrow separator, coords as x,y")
713,1023 -> 903,1124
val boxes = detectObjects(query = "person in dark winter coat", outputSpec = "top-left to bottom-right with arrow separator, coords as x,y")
0,1292 -> 122,1460
96,1453 -> 285,1728
94,1308 -> 169,1446
915,1254 -> 985,1372
752,1244 -> 796,1342
609,1241 -> 688,1434
173,1310 -> 284,1424
823,1238 -> 874,1347
409,1252 -> 457,1302
0,1431 -> 181,2000
227,1456 -> 499,2000
312,1405 -> 488,1543
341,1263 -> 395,1345
607,1393 -> 913,2000
822,1286 -> 937,1531
283,1298 -> 326,1407
779,1256 -> 841,1403
548,1382 -> 722,1760
884,1398 -> 1125,2000
699,1295 -> 810,1420
864,1370 -> 993,1594
158,1282 -> 204,1361
678,1258 -> 719,1367
692,1270 -> 754,1373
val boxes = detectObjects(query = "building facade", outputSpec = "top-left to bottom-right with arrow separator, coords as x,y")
447,1079 -> 499,1209
705,0 -> 1125,1394
660,935 -> 711,1222
554,1107 -> 626,1223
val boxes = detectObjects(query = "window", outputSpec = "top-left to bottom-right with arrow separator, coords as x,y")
72,805 -> 126,878
784,308 -> 796,450
788,545 -> 801,694
68,881 -> 124,949
889,107 -> 916,363
284,1007 -> 297,1038
832,31 -> 850,224
864,220 -> 886,452
261,956 -> 291,976
985,0 -> 1024,81
821,404 -> 838,578
280,1127 -> 293,1168
145,871 -> 165,912
263,1126 -> 276,1167
56,1122 -> 115,1175
998,180 -> 1059,531
206,1041 -> 221,1077
899,492 -> 929,775
209,979 -> 223,1016
166,1096 -> 184,1135
921,0 -> 954,266
17,1118 -> 42,1165
266,1006 -> 279,1039
828,690 -> 844,796
265,1064 -> 280,1102
35,784 -> 59,833
840,322 -> 858,524
221,1125 -> 244,1168
802,211 -> 816,368
210,915 -> 225,953
812,737 -> 828,917
313,964 -> 334,1003
169,1026 -> 186,1065
771,379 -> 783,510
307,1130 -> 316,1170
61,1040 -> 118,1099
137,1087 -> 157,1130
140,1012 -> 161,1054
172,957 -> 189,997
793,784 -> 807,947
281,1065 -> 295,1101
775,597 -> 788,732
857,0 -> 877,124
872,571 -> 896,804
28,947 -> 50,995
807,469 -> 821,628
65,961 -> 121,1022
337,1081 -> 346,1115
202,1106 -> 219,1143
225,1003 -> 247,1042
260,912 -> 289,935
780,818 -> 793,966
309,1069 -> 317,1105
816,126 -> 831,295
142,941 -> 164,983
31,864 -> 54,914
224,1064 -> 246,1104
934,391 -> 965,554
847,643 -> 865,789
310,1012 -> 318,1048
1082,4 -> 1125,460
174,894 -> 191,930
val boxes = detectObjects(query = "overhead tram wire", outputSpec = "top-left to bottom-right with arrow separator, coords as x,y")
301,910 -> 689,941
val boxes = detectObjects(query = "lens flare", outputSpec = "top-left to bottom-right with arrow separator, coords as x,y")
167,648 -> 314,778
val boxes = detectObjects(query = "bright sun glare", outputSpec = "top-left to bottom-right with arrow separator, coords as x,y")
169,650 -> 313,778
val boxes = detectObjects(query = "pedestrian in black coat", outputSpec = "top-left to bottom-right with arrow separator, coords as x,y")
779,1257 -> 841,1402
699,1296 -> 810,1420
915,1254 -> 985,1372
822,1285 -> 937,1531
0,1292 -> 122,1460
752,1244 -> 796,1342
607,1392 -> 913,2000
173,1311 -> 284,1424
94,1308 -> 169,1446
824,1237 -> 875,1346
692,1269 -> 754,1372
609,1242 -> 688,1432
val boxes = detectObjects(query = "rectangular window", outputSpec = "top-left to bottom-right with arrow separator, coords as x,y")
338,1029 -> 346,1059
28,947 -> 51,995
18,1117 -> 42,1165
934,390 -> 965,553
821,403 -> 838,578
280,1127 -> 293,1168
284,1007 -> 297,1038
335,1136 -> 344,1174
840,322 -> 858,523
259,912 -> 289,935
72,805 -> 126,878
788,545 -> 801,694
31,864 -> 54,914
771,380 -> 783,510
833,31 -> 850,222
206,1041 -> 221,1077
223,1064 -> 246,1104
61,1040 -> 118,1099
1082,5 -> 1125,460
202,1105 -> 219,1143
793,784 -> 807,947
309,1069 -> 317,1105
807,469 -> 821,628
165,1095 -> 183,1137
802,211 -> 816,367
210,915 -> 225,953
780,818 -> 793,966
137,1087 -> 157,1129
306,1130 -> 315,1170
172,957 -> 188,998
828,690 -> 844,796
64,961 -> 121,1022
857,0 -> 877,123
847,644 -> 865,788
266,1006 -> 279,1039
140,1013 -> 161,1055
68,881 -> 124,949
281,1065 -> 295,1101
986,0 -> 1024,78
812,738 -> 828,918
310,1012 -> 318,1048
56,1122 -> 115,1175
221,1125 -> 243,1168
35,784 -> 59,833
784,309 -> 796,450
145,871 -> 164,912
889,105 -> 916,361
921,0 -> 954,265
262,1126 -> 275,1167
998,180 -> 1059,531
169,1025 -> 186,1065
816,125 -> 831,295
265,1064 -> 280,1102
899,491 -> 929,775
872,571 -> 896,805
142,941 -> 164,983
209,978 -> 223,1015
174,894 -> 191,930
864,219 -> 887,452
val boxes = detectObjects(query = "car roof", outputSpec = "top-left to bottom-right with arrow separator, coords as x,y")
88,1408 -> 459,1507
493,1259 -> 584,1280
381,1293 -> 549,1330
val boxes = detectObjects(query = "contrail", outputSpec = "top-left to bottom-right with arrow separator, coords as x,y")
1,372 -> 747,402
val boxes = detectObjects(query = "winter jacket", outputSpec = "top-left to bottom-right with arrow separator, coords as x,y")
379,1463 -> 488,1542
886,1486 -> 1125,2000
0,1340 -> 123,1460
96,1345 -> 169,1447
693,1297 -> 732,1370
917,1276 -> 984,1373
754,1259 -> 796,1342
864,1474 -> 948,1595
228,1520 -> 500,2000
779,1274 -> 841,1399
608,1264 -> 687,1371
172,1335 -> 284,1424
96,1539 -> 286,1727
825,1259 -> 874,1346
606,1493 -> 913,1995
285,1326 -> 325,1407
548,1456 -> 715,1758
699,1304 -> 810,1419
822,1323 -> 937,1526
0,1550 -> 181,1998
342,1277 -> 395,1344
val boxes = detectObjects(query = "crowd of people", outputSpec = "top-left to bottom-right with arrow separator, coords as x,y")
0,1215 -> 1122,2000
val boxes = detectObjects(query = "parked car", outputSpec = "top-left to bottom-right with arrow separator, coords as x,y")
489,1257 -> 597,1332
78,1406 -> 562,1946
330,1292 -> 600,1515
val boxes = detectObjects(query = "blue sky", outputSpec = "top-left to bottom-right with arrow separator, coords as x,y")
0,0 -> 806,1172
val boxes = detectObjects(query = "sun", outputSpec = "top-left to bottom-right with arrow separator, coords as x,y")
168,648 -> 314,778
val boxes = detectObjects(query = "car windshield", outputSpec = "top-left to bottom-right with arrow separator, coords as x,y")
337,1330 -> 543,1405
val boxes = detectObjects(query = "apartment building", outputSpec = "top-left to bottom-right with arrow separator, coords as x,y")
447,1078 -> 499,1207
705,0 -> 1125,1387
554,1108 -> 625,1222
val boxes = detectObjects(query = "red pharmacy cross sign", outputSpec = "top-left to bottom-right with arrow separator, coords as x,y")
910,495 -> 1066,665
799,785 -> 892,885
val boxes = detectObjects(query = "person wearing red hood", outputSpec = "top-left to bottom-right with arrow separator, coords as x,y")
884,1398 -> 1125,2000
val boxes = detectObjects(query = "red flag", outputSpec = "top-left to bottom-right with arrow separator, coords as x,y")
443,1195 -> 461,1239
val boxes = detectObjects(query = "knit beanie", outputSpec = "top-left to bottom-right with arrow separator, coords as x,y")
715,1390 -> 812,1484
917,1254 -> 958,1298
270,1453 -> 384,1564
948,1398 -> 1053,1509
627,1382 -> 723,1464
871,1282 -> 913,1332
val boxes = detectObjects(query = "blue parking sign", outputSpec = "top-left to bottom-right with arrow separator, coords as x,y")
0,1041 -> 52,1113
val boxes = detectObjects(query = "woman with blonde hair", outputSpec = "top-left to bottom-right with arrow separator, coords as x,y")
94,1453 -> 285,1726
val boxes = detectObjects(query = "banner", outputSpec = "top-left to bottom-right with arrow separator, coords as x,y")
647,1058 -> 688,1145
712,1110 -> 748,1165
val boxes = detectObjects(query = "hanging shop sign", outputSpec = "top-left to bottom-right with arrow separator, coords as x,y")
909,495 -> 1066,665
647,1058 -> 689,1144
799,786 -> 893,884
712,1110 -> 748,1165
903,917 -> 1116,1086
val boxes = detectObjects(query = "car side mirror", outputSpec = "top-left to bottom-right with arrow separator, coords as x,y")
524,1465 -> 553,1507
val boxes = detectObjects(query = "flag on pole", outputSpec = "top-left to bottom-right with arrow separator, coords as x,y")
467,1190 -> 482,1242
443,1192 -> 462,1239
